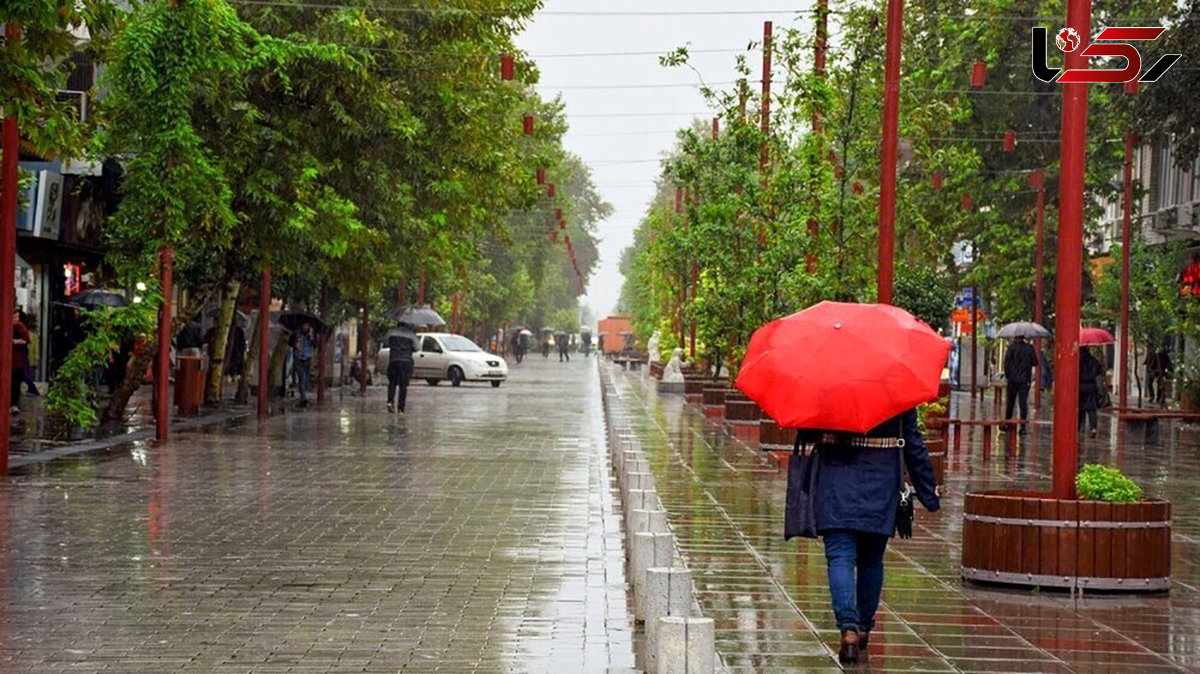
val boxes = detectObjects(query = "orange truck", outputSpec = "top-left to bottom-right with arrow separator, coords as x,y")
597,315 -> 633,355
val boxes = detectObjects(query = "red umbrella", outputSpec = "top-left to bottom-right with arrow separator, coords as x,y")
1080,327 -> 1116,345
735,302 -> 951,433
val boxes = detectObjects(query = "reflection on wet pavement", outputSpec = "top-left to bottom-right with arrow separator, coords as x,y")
609,367 -> 1200,673
0,358 -> 634,672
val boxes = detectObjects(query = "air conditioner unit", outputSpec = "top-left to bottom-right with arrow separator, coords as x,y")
54,90 -> 87,122
1153,209 -> 1172,229
1178,202 -> 1193,229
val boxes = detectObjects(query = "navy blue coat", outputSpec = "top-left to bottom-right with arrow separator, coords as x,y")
814,409 -> 941,537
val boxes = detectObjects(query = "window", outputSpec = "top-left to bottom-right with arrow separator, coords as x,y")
441,335 -> 482,352
422,336 -> 442,353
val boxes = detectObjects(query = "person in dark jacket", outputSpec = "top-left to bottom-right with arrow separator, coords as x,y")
385,322 -> 417,415
813,409 -> 940,663
1079,348 -> 1104,437
1003,336 -> 1038,424
555,332 -> 570,362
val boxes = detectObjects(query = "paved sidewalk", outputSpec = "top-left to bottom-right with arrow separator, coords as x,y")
608,366 -> 1200,673
0,357 -> 634,672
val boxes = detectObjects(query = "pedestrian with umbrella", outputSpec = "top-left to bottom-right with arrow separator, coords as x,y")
384,321 -> 418,415
580,327 -> 593,357
508,327 -> 527,364
554,330 -> 570,362
996,322 -> 1047,427
1078,328 -> 1114,437
737,302 -> 943,664
279,313 -> 324,409
540,327 -> 553,359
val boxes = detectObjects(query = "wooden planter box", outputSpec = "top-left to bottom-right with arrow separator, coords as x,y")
702,383 -> 731,418
962,490 -> 1171,592
724,390 -> 760,427
683,374 -> 708,403
649,361 -> 664,380
758,413 -> 794,451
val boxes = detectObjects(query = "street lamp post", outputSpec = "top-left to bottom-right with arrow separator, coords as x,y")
1052,0 -> 1091,500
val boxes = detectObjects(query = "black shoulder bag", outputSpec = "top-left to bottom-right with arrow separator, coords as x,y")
784,431 -> 819,540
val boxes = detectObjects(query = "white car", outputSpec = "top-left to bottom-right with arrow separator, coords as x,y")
377,333 -> 508,388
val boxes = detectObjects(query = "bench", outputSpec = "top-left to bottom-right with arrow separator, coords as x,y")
613,355 -> 646,371
930,417 -> 1027,457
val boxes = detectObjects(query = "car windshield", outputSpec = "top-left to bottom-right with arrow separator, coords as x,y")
441,335 -> 482,352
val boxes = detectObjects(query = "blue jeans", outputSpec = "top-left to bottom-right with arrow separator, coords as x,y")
296,358 -> 311,402
823,529 -> 890,633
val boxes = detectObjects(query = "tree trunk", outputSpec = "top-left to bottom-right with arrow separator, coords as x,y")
205,279 -> 241,405
102,288 -> 216,423
235,308 -> 260,404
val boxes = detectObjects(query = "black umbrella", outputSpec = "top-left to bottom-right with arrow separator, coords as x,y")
507,325 -> 529,334
580,326 -> 592,334
278,311 -> 327,334
387,304 -> 445,327
69,288 -> 127,308
554,330 -> 570,338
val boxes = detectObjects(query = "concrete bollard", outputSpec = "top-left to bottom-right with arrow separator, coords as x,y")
655,617 -> 715,674
626,509 -> 669,550
644,567 -> 693,674
622,472 -> 654,502
631,532 -> 675,621
620,450 -> 643,476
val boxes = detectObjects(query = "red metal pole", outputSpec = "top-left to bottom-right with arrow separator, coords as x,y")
758,22 -> 773,247
359,304 -> 368,396
876,0 -> 903,305
155,247 -> 173,442
808,0 -> 827,274
0,31 -> 20,473
760,21 -> 772,175
1033,170 -> 1046,411
1052,0 -> 1090,500
1119,131 -> 1134,411
712,117 -> 719,139
257,266 -> 270,419
317,281 -> 328,404
876,5 -> 906,303
971,282 -> 979,398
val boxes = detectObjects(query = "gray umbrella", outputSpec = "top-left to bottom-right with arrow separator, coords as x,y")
69,289 -> 127,308
387,304 -> 445,327
996,321 -> 1050,339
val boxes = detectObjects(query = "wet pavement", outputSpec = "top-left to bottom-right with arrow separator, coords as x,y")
0,357 -> 635,672
607,367 -> 1200,673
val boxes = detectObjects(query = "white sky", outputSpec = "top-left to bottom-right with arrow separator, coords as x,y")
517,1 -> 811,319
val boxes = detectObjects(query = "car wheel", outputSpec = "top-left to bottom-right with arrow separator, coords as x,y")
449,366 -> 464,387
491,381 -> 502,388
426,379 -> 440,386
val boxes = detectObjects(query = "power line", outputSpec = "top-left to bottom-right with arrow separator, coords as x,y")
539,80 -> 740,91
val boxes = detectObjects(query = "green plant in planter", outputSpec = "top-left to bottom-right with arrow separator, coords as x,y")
917,398 -> 948,434
1076,464 -> 1143,503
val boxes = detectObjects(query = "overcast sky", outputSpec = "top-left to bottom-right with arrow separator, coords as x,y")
517,1 -> 810,321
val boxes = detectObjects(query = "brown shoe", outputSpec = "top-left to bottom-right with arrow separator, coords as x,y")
859,630 -> 870,652
838,629 -> 860,664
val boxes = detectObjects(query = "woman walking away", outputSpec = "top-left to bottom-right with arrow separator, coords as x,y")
10,309 -> 30,415
813,410 -> 940,663
1079,347 -> 1103,438
385,322 -> 417,415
